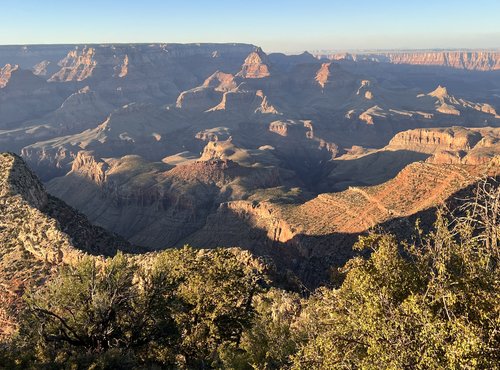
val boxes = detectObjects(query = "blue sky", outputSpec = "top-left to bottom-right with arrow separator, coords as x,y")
1,0 -> 499,52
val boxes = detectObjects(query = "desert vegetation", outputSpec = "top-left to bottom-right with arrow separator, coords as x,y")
0,178 -> 498,369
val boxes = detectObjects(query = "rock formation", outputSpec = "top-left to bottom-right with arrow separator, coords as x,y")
315,62 -> 331,88
0,64 -> 18,88
316,50 -> 500,71
388,127 -> 500,165
0,43 -> 498,292
236,48 -> 271,78
32,60 -> 52,76
0,152 -> 132,336
49,46 -> 97,82
202,71 -> 238,91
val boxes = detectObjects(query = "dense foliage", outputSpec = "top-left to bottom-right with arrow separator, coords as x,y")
1,180 -> 498,369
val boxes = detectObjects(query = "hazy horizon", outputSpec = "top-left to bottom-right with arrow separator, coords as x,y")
2,0 -> 500,53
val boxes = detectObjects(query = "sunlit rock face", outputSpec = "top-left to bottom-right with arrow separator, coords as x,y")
0,64 -> 19,88
315,51 -> 500,71
237,48 -> 271,78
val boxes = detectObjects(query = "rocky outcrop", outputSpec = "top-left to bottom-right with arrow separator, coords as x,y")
70,151 -> 109,185
202,71 -> 237,91
175,71 -> 239,111
356,80 -> 373,99
191,200 -> 298,244
0,152 -> 130,258
428,85 -> 450,99
315,62 -> 331,88
200,140 -> 238,161
359,105 -> 386,124
269,120 -> 312,138
32,60 -> 52,76
0,64 -> 19,88
255,90 -> 279,114
388,127 -> 482,152
0,152 -> 47,209
437,102 -> 460,115
236,48 -> 271,78
207,87 -> 279,114
49,46 -> 97,82
195,127 -> 231,142
0,152 -> 132,336
420,85 -> 499,118
115,54 -> 129,78
387,127 -> 500,165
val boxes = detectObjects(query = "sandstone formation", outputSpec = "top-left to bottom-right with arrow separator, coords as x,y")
388,127 -> 500,165
0,64 -> 18,88
316,51 -> 500,71
383,51 -> 500,71
49,46 -> 97,82
236,47 -> 271,78
202,71 -> 238,91
32,60 -> 52,76
421,85 -> 499,118
315,62 -> 331,88
359,105 -> 386,124
207,87 -> 279,114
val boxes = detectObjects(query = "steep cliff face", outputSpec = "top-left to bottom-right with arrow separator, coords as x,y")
115,54 -> 129,78
387,127 -> 500,165
315,62 -> 331,88
0,152 -> 47,209
0,64 -> 19,88
202,71 -> 238,91
46,43 -> 256,84
21,146 -> 78,181
236,48 -> 271,78
0,153 -> 131,336
183,158 -> 500,287
383,51 -> 500,71
49,46 -> 97,82
32,60 -> 52,76
255,90 -> 280,114
317,51 -> 500,71
70,150 -> 109,185
0,152 -> 130,260
388,127 -> 482,152
184,200 -> 300,257
269,120 -> 313,138
0,64 -> 46,92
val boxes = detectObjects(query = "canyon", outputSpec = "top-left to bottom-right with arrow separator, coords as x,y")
315,50 -> 500,71
1,43 -> 499,289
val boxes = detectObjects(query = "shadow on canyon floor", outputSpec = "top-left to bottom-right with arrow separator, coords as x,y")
196,176 -> 498,290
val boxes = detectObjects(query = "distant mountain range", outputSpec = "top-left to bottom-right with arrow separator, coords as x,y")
312,50 -> 500,71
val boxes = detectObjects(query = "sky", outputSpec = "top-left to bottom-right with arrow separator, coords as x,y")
1,0 -> 499,53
